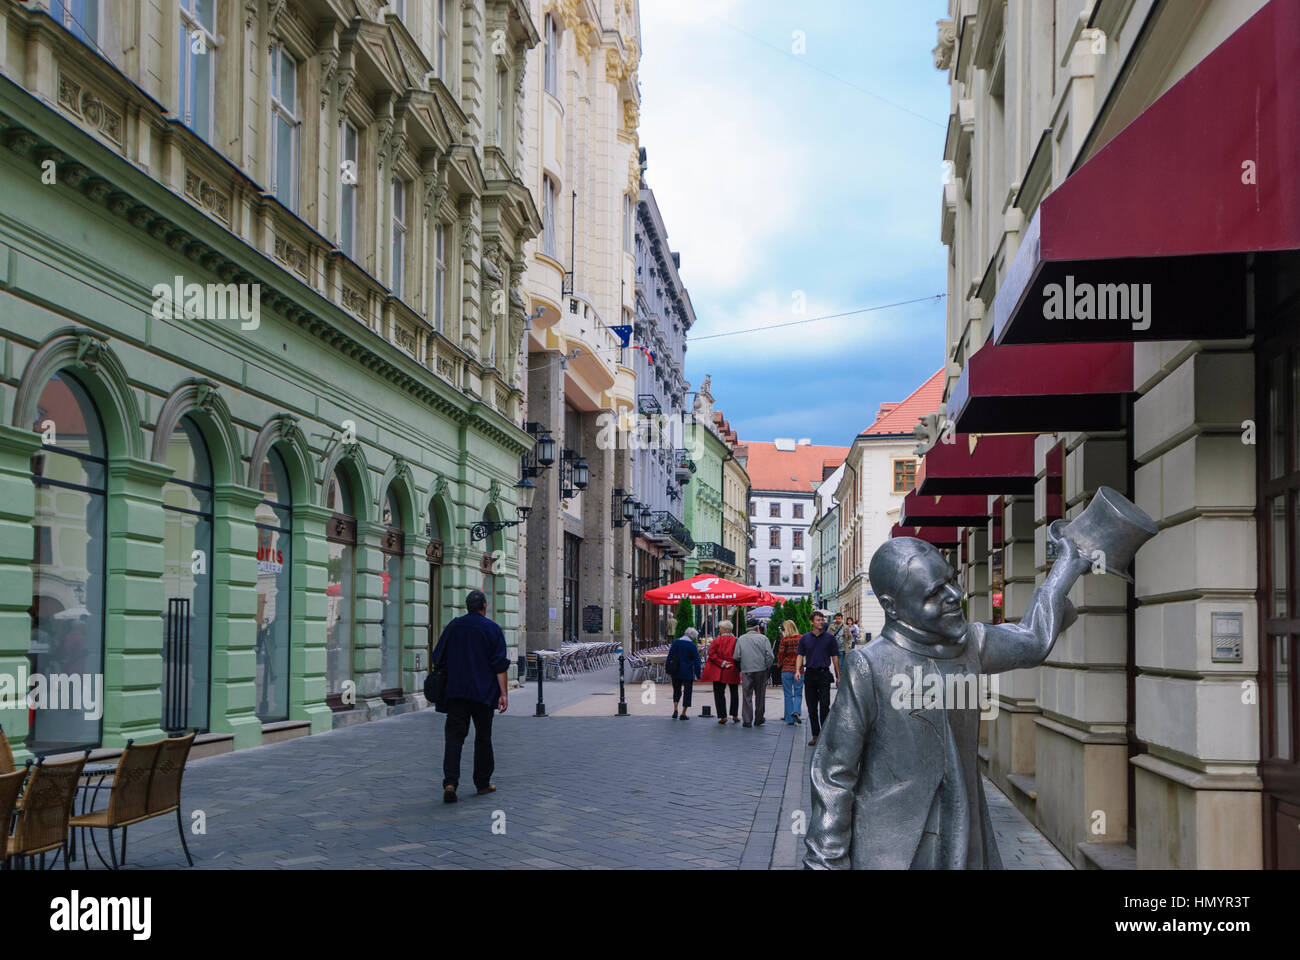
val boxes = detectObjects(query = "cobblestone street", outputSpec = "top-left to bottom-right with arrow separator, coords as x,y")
76,666 -> 1070,870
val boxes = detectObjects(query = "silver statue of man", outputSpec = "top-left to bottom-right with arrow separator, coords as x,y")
803,534 -> 1092,869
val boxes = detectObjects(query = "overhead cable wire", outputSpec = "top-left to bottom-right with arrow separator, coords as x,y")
687,293 -> 947,342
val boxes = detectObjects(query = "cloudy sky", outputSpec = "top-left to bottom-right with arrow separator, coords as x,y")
638,0 -> 950,446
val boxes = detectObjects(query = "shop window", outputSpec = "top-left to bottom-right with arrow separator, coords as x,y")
324,466 -> 357,707
160,416 -> 213,732
380,487 -> 405,696
28,372 -> 107,752
255,448 -> 292,720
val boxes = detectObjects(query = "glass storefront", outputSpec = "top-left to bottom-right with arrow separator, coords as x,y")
28,372 -> 107,751
325,469 -> 355,703
380,489 -> 403,694
254,449 -> 292,721
160,416 -> 213,732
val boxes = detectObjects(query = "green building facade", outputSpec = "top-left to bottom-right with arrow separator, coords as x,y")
0,3 -> 540,761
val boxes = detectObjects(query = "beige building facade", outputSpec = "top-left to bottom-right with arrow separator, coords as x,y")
519,0 -> 641,651
933,0 -> 1294,868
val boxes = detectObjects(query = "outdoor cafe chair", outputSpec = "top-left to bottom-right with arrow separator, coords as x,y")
0,723 -> 15,774
69,730 -> 197,870
0,768 -> 25,862
2,753 -> 87,870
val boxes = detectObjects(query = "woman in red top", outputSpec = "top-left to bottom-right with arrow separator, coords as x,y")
701,619 -> 742,724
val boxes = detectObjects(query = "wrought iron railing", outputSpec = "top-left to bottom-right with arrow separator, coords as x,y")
695,541 -> 736,567
649,509 -> 694,550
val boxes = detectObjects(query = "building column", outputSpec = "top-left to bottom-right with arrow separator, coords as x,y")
291,502 -> 333,734
985,493 -> 1038,810
208,482 -> 264,749
1132,347 -> 1260,868
102,457 -> 173,747
525,351 -> 563,651
579,411 -> 623,645
1035,432 -> 1131,867
0,425 -> 39,757
354,520 -> 388,717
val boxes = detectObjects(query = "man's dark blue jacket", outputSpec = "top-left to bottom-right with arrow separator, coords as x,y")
433,612 -> 511,706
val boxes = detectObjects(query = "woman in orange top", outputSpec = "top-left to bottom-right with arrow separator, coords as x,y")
701,619 -> 742,724
777,620 -> 804,725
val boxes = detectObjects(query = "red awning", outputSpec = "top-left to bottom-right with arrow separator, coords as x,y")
993,0 -> 1298,345
644,573 -> 770,606
916,433 -> 1034,496
948,341 -> 1133,433
899,491 -> 989,527
890,523 -> 960,548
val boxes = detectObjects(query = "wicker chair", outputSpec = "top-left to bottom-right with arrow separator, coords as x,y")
0,724 -> 14,774
3,754 -> 86,869
0,768 -> 25,867
144,731 -> 196,867
68,738 -> 162,870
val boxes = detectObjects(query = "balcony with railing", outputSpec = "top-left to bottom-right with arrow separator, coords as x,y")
646,509 -> 694,555
694,540 -> 736,568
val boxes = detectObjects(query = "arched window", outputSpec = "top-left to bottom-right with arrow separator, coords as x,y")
28,372 -> 107,751
255,449 -> 292,721
160,415 -> 213,732
380,487 -> 405,696
324,467 -> 356,707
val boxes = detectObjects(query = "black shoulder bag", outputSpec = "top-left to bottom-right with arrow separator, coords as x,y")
425,641 -> 449,712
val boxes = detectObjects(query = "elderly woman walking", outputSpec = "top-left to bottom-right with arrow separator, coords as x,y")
701,619 -> 742,724
666,626 -> 703,719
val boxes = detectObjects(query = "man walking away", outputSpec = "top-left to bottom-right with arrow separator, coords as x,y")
734,622 -> 775,727
433,589 -> 510,803
795,611 -> 840,746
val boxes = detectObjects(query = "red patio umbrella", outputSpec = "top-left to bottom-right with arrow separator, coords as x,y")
643,573 -> 772,606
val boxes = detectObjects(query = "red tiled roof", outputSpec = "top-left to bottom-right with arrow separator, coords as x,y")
861,369 -> 945,436
741,441 -> 850,493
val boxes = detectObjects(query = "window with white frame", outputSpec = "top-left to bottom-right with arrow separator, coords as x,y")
271,45 -> 300,210
542,175 -> 557,258
178,0 -> 217,142
495,67 -> 508,146
433,223 -> 446,332
340,120 -> 358,258
391,178 -> 407,299
53,0 -> 99,45
435,0 -> 449,79
544,14 -> 559,96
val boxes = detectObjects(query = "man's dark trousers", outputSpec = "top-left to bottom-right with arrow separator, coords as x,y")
803,667 -> 832,737
443,697 -> 495,790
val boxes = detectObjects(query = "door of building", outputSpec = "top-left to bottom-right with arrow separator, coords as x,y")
563,533 -> 580,644
1256,269 -> 1300,868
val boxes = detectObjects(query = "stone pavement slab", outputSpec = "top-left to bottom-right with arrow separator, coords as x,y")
63,675 -> 1072,870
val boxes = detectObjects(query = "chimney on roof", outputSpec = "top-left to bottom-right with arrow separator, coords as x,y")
877,402 -> 899,419
774,438 -> 796,451
797,438 -> 811,445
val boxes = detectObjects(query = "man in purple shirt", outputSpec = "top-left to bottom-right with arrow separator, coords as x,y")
432,590 -> 510,803
795,611 -> 840,746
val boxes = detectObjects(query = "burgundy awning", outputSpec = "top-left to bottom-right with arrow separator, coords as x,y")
916,433 -> 1034,496
899,491 -> 988,527
993,0 -> 1299,345
890,523 -> 960,548
948,341 -> 1133,433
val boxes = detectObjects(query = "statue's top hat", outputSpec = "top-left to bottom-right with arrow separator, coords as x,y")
1048,486 -> 1158,583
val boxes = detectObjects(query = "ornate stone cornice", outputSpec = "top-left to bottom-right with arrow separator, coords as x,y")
0,106 -> 483,441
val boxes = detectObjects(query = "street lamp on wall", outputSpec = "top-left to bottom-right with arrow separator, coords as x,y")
611,488 -> 639,528
470,476 -> 536,541
559,448 -> 589,498
521,421 -> 556,479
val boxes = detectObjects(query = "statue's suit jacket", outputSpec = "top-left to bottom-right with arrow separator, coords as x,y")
803,575 -> 1078,870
